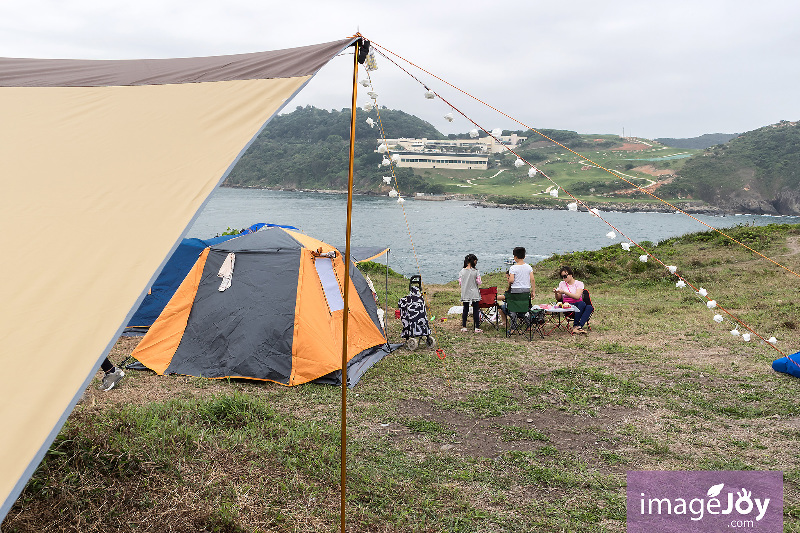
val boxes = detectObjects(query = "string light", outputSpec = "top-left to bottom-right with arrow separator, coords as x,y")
364,40 -> 792,362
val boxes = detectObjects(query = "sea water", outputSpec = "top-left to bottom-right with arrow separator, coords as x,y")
188,188 -> 799,284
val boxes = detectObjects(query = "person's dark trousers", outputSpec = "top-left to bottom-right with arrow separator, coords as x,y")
462,302 -> 480,329
573,300 -> 593,327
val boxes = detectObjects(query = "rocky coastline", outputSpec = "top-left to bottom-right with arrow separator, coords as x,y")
222,185 -> 800,217
470,200 -> 727,216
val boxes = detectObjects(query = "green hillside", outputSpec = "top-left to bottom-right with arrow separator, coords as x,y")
225,106 -> 697,203
660,121 -> 800,214
226,106 -> 445,193
656,133 -> 738,149
225,107 -> 800,215
407,133 -> 698,207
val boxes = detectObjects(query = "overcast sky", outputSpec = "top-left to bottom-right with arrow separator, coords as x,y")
2,0 -> 798,139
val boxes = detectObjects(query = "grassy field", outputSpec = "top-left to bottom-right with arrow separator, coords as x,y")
4,224 -> 800,532
412,141 -> 698,206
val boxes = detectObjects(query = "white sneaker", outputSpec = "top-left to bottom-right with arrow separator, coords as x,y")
100,367 -> 125,391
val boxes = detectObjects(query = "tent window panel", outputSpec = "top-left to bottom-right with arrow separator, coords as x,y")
314,257 -> 344,312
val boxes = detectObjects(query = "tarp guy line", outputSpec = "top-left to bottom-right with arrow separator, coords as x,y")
369,39 -> 800,283
366,36 -> 793,361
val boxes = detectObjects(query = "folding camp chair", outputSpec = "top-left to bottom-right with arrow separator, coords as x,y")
504,292 -> 532,339
477,287 -> 499,329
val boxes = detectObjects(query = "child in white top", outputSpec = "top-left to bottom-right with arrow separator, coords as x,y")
458,253 -> 482,333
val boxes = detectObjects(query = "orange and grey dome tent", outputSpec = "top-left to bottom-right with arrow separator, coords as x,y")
130,227 -> 392,386
0,36 -> 362,520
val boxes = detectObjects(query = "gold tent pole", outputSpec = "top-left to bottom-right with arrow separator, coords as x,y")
341,36 -> 360,533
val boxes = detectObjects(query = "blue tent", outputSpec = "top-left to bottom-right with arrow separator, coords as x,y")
125,223 -> 297,334
772,351 -> 800,379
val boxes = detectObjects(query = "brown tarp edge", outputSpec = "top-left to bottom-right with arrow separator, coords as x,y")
0,37 -> 358,87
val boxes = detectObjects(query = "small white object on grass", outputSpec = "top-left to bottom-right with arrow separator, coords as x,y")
768,337 -> 778,344
382,176 -> 392,184
621,242 -> 631,250
514,158 -> 524,168
742,333 -> 751,342
528,167 -> 537,178
730,329 -> 740,336
713,314 -> 723,323
667,265 -> 677,274
639,254 -> 648,263
707,300 -> 717,309
676,280 -> 686,288
698,288 -> 708,297
549,188 -> 559,197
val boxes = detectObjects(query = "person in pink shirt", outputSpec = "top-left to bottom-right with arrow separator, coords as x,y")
553,265 -> 592,334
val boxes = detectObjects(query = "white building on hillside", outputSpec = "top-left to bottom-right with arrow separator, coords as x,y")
382,134 -> 526,155
393,151 -> 488,170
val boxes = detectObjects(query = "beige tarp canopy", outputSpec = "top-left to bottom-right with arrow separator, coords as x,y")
0,36 -> 358,519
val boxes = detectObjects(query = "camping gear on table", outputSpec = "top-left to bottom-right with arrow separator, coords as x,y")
130,227 -> 392,387
397,275 -> 436,350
